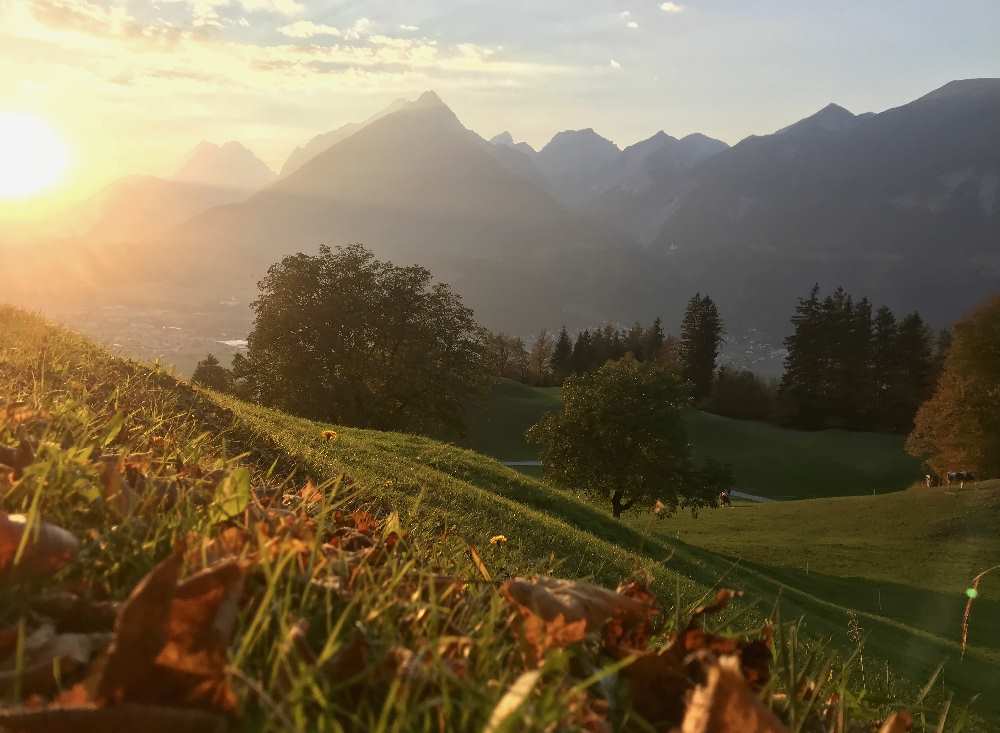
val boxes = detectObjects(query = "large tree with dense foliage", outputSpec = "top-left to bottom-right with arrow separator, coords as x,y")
906,296 -> 1000,478
679,294 -> 724,401
526,357 -> 730,518
232,244 -> 489,435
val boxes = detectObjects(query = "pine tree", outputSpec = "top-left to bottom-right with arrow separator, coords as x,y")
780,285 -> 824,427
571,329 -> 594,374
550,326 -> 573,382
643,317 -> 666,363
680,294 -> 724,401
871,306 -> 899,430
892,312 -> 934,431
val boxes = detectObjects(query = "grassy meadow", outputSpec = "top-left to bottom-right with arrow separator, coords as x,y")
1,307 -> 996,729
463,379 -> 922,498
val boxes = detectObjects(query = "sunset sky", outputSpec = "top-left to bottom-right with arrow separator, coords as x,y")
3,0 -> 1000,200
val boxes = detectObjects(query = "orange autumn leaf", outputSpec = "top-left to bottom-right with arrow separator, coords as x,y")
502,576 -> 653,632
681,654 -> 789,733
0,512 -> 79,582
96,551 -> 247,714
878,710 -> 914,733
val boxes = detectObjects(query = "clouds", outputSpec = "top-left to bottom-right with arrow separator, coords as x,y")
660,2 -> 684,13
277,20 -> 341,38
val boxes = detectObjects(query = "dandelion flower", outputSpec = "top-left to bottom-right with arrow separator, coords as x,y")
489,534 -> 508,546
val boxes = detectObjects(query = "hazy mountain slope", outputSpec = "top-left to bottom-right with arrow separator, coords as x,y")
164,92 -> 642,332
585,131 -> 729,243
279,98 -> 409,177
650,78 -> 1000,332
534,129 -> 621,207
82,175 -> 253,243
173,141 -> 275,190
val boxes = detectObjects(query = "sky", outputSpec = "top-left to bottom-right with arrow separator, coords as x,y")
3,0 -> 1000,199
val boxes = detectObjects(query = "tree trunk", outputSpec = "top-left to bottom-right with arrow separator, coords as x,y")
611,491 -> 633,519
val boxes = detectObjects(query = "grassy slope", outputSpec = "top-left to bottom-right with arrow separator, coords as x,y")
216,398 -> 1000,716
3,310 -> 996,722
632,485 -> 1000,709
463,379 -> 921,498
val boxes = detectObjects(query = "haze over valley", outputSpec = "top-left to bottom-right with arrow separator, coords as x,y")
6,79 -> 1000,374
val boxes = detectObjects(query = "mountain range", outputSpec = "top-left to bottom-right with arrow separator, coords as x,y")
14,78 -> 1000,343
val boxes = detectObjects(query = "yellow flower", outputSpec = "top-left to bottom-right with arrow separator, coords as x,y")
489,534 -> 508,546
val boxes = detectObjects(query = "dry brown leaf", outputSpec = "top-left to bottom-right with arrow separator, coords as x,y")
99,456 -> 137,518
483,669 -> 541,733
520,612 -> 587,667
97,550 -> 183,705
878,710 -> 914,733
0,512 -> 79,581
0,438 -> 34,478
30,593 -> 119,633
502,576 -> 652,631
681,654 -> 789,733
0,629 -> 112,697
0,702 -> 227,733
299,480 -> 322,507
621,648 -> 691,727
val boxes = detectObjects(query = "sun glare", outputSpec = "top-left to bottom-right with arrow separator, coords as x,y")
0,112 -> 70,199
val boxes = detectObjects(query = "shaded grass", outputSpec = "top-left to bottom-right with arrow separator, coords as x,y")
463,379 -> 921,498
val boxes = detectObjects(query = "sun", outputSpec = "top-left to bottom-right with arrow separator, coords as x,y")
0,112 -> 70,199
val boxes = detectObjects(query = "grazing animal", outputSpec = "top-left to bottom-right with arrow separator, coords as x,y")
947,470 -> 976,488
719,489 -> 732,507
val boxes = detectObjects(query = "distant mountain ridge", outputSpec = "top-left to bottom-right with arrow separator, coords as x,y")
173,140 -> 275,190
26,78 -> 1000,345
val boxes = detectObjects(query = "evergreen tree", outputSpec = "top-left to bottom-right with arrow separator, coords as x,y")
550,326 -> 573,382
680,294 -> 724,401
643,317 -> 666,363
891,312 -> 934,431
780,285 -> 825,427
571,329 -> 594,374
625,321 -> 645,360
871,306 -> 899,430
192,353 -> 233,392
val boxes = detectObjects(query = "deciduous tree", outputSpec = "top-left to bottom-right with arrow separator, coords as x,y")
232,244 -> 488,435
526,357 -> 730,518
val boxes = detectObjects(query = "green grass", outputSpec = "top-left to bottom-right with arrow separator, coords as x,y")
1,307 -> 994,729
463,379 -> 921,498
630,485 -> 1000,715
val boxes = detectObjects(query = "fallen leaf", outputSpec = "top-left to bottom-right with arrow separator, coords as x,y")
150,560 -> 247,712
519,612 -> 587,667
29,593 -> 119,633
681,654 -> 788,733
502,576 -> 652,632
0,702 -> 227,733
0,630 -> 112,697
0,513 -> 79,581
299,480 -> 322,507
483,669 -> 541,733
0,438 -> 34,479
878,710 -> 914,733
97,550 -> 183,705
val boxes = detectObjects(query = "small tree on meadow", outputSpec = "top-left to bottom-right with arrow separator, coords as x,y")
526,356 -> 730,518
192,353 -> 233,392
